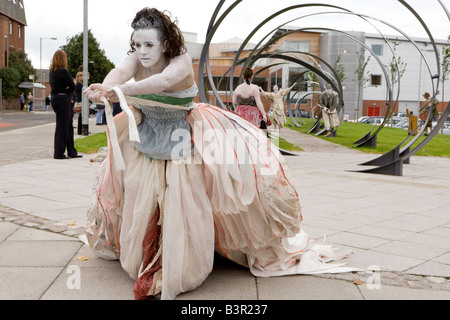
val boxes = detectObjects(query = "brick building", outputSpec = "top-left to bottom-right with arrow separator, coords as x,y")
0,0 -> 26,68
189,28 -> 322,114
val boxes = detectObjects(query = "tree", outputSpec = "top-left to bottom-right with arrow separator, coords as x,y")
0,49 -> 36,98
60,30 -> 115,84
0,67 -> 21,98
333,54 -> 346,87
385,39 -> 407,125
9,48 -> 36,85
354,47 -> 371,121
386,39 -> 407,88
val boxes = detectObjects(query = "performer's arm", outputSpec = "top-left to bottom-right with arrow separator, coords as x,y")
83,53 -> 139,103
253,86 -> 267,121
117,53 -> 193,97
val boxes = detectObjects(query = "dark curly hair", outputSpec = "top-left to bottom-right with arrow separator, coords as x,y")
128,8 -> 187,59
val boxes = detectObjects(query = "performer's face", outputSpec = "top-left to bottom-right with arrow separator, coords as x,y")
133,28 -> 165,69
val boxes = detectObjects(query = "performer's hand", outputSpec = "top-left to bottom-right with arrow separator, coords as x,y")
104,84 -> 129,103
104,89 -> 119,103
83,83 -> 109,103
263,113 -> 268,122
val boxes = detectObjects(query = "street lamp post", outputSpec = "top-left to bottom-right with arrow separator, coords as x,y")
39,37 -> 57,84
82,0 -> 89,136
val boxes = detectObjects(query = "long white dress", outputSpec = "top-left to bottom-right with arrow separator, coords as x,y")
262,88 -> 291,129
86,84 -> 354,300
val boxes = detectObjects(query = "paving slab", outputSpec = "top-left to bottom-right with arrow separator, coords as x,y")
0,266 -> 64,300
177,260 -> 258,300
257,275 -> 364,300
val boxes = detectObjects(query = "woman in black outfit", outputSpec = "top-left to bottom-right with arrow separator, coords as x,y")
49,49 -> 81,159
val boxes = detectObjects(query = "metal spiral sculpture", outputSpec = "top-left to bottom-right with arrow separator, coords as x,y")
198,0 -> 450,176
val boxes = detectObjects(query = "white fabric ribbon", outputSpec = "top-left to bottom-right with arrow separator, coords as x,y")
101,86 -> 141,171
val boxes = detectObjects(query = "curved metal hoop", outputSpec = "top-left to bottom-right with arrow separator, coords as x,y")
197,1 -> 450,175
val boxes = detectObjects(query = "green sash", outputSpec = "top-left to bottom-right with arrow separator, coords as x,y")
133,93 -> 195,106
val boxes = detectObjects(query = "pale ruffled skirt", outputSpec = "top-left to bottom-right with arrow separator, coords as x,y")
86,103 -> 354,300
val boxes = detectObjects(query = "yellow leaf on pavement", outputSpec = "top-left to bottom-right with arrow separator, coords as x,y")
76,256 -> 90,261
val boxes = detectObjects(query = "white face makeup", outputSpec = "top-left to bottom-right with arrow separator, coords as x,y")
132,28 -> 165,69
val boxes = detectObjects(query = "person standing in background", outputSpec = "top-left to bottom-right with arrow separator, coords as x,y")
27,92 -> 33,111
260,82 -> 297,130
49,49 -> 81,159
319,84 -> 340,137
45,94 -> 51,111
233,67 -> 267,126
75,72 -> 84,135
419,92 -> 439,136
20,92 -> 25,110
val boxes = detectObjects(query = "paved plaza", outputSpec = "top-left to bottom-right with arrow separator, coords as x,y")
0,116 -> 449,300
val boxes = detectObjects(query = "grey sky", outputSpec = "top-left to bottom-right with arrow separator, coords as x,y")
24,0 -> 450,71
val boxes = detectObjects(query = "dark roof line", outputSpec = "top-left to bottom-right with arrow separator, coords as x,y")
0,0 -> 27,25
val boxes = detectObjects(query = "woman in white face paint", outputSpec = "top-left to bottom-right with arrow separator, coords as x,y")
84,7 -> 355,301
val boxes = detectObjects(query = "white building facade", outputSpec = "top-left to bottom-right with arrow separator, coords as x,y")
322,31 -> 449,119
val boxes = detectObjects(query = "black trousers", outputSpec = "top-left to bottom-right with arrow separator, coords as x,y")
51,95 -> 77,158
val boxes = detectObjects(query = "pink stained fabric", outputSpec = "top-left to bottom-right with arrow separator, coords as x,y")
234,104 -> 261,126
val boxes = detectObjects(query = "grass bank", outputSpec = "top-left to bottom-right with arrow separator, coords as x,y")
74,118 -> 449,157
286,117 -> 450,158
75,132 -> 107,154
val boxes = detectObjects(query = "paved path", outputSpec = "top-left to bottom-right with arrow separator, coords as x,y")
1,121 -> 450,300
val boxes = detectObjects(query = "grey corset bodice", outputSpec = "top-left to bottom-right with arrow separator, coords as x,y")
135,105 -> 194,160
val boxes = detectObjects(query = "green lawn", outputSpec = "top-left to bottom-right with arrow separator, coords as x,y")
75,132 -> 107,154
74,119 -> 450,157
286,117 -> 450,158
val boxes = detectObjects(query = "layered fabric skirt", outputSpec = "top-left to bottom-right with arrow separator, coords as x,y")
86,101 -> 354,300
234,104 -> 261,126
273,107 -> 286,128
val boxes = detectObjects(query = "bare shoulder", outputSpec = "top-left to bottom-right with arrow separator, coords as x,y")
170,53 -> 194,88
234,83 -> 246,94
251,84 -> 261,94
169,52 -> 193,68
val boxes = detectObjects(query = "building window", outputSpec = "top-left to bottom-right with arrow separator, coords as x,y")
10,21 -> 13,35
270,70 -> 282,91
284,41 -> 310,53
18,25 -> 22,38
371,75 -> 382,86
372,44 -> 383,56
252,77 -> 268,91
289,67 -> 308,93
